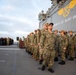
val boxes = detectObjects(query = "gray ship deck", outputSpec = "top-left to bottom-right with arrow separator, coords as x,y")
0,44 -> 76,75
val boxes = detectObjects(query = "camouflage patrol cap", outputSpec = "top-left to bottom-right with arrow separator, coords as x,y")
31,32 -> 34,34
59,30 -> 65,33
44,23 -> 49,27
34,30 -> 37,32
68,30 -> 73,33
65,31 -> 67,33
54,30 -> 58,32
37,29 -> 39,30
37,29 -> 40,31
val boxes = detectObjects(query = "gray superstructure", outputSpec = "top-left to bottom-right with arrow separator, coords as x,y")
38,0 -> 76,31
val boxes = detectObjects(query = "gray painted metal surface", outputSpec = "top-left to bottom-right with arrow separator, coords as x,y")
39,0 -> 76,31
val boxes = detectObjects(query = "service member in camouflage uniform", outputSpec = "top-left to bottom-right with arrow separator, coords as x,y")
68,31 -> 74,61
30,32 -> 35,55
64,31 -> 69,58
58,30 -> 68,65
39,23 -> 49,64
23,36 -> 27,48
39,23 -> 55,73
29,33 -> 32,54
24,37 -> 27,52
36,29 -> 41,60
26,34 -> 31,54
53,30 -> 59,62
33,30 -> 38,60
26,35 -> 29,52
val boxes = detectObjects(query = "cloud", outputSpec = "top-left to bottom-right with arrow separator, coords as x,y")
0,0 -> 52,40
13,30 -> 30,39
0,21 -> 9,25
0,14 -> 35,26
1,5 -> 16,11
0,13 -> 39,32
14,30 -> 29,35
31,0 -> 41,11
0,31 -> 9,34
6,0 -> 19,3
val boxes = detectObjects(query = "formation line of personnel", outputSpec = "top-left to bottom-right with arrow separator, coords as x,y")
0,37 -> 14,45
23,23 -> 76,73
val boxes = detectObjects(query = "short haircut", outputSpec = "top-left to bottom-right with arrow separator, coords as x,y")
49,23 -> 54,26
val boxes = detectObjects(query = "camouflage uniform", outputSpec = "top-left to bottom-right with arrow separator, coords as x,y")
36,29 -> 41,60
30,33 -> 35,55
37,29 -> 41,45
26,35 -> 29,52
65,32 -> 69,58
23,37 -> 26,48
33,31 -> 38,59
41,31 -> 55,69
53,30 -> 59,61
39,29 -> 48,61
25,38 -> 27,48
27,35 -> 31,53
68,31 -> 74,60
59,30 -> 68,64
39,23 -> 49,62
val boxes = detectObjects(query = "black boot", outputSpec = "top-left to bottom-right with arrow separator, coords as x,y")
28,51 -> 30,54
59,61 -> 65,65
39,60 -> 43,64
29,52 -> 31,54
38,65 -> 45,71
68,57 -> 74,61
74,57 -> 76,58
54,57 -> 58,62
66,55 -> 68,58
48,68 -> 54,73
42,65 -> 45,71
30,53 -> 33,55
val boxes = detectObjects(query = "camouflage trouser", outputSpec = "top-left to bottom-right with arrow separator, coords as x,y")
55,46 -> 59,57
25,44 -> 27,50
24,42 -> 26,47
30,45 -> 34,54
24,42 -> 26,48
29,45 -> 32,53
55,50 -> 58,57
60,47 -> 66,61
26,44 -> 29,51
39,46 -> 44,60
65,45 -> 69,56
42,48 -> 55,69
68,45 -> 74,58
33,46 -> 35,56
34,45 -> 39,59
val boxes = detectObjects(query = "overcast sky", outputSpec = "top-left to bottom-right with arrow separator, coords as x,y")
0,0 -> 52,41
